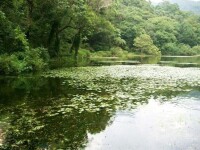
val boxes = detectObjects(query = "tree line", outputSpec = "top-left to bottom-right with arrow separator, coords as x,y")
1,0 -> 200,74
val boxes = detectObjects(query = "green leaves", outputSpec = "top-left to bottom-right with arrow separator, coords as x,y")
14,27 -> 29,51
134,34 -> 160,55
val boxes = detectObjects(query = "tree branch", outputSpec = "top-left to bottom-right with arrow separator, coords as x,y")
58,17 -> 74,33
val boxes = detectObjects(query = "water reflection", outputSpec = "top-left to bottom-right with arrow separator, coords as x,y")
90,56 -> 161,66
91,56 -> 200,67
0,77 -> 114,149
0,76 -> 86,106
0,65 -> 200,149
86,94 -> 200,150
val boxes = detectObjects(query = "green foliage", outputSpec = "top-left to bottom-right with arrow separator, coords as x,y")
14,27 -> 29,51
114,37 -> 126,47
1,0 -> 200,74
0,48 -> 49,75
91,51 -> 112,58
78,49 -> 91,58
155,1 -> 181,18
134,34 -> 161,55
88,16 -> 116,51
105,0 -> 200,56
0,53 -> 27,74
0,11 -> 27,54
176,44 -> 192,56
162,43 -> 200,56
143,16 -> 178,49
192,46 -> 200,55
177,20 -> 200,47
25,47 -> 49,72
110,47 -> 125,57
162,43 -> 179,55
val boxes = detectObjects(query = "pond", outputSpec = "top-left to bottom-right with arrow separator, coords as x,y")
0,56 -> 200,149
90,55 -> 200,67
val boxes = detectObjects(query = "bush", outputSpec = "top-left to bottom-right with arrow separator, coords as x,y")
162,43 -> 179,55
0,13 -> 29,54
78,49 -> 91,58
192,46 -> 200,55
91,51 -> 112,58
110,47 -> 124,57
0,47 -> 49,75
25,47 -> 49,72
0,53 -> 26,74
134,34 -> 161,55
162,43 -> 199,56
177,44 -> 193,56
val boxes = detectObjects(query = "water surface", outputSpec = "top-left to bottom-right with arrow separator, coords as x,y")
91,55 -> 200,67
0,60 -> 200,149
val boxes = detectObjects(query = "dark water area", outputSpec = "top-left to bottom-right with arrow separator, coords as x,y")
0,57 -> 200,149
0,76 -> 113,149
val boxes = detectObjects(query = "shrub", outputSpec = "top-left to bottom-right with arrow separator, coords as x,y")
162,43 -> 198,56
0,53 -> 26,74
25,48 -> 49,72
91,51 -> 112,58
177,44 -> 194,56
134,34 -> 161,55
110,47 -> 124,57
162,43 -> 179,55
192,46 -> 200,55
0,47 -> 49,75
78,49 -> 91,58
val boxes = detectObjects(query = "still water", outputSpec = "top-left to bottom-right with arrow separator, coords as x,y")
0,56 -> 200,149
90,55 -> 200,67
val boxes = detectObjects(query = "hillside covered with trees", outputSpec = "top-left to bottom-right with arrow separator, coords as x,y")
1,0 -> 200,74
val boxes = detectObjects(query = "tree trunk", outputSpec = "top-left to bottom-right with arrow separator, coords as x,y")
54,31 -> 60,56
26,0 -> 34,40
70,29 -> 82,58
47,21 -> 60,58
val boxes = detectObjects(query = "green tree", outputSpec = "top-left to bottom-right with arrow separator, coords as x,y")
143,16 -> 178,50
134,34 -> 160,55
192,45 -> 200,55
177,19 -> 200,47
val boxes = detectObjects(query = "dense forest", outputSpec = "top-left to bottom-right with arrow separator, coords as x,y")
1,0 -> 200,74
